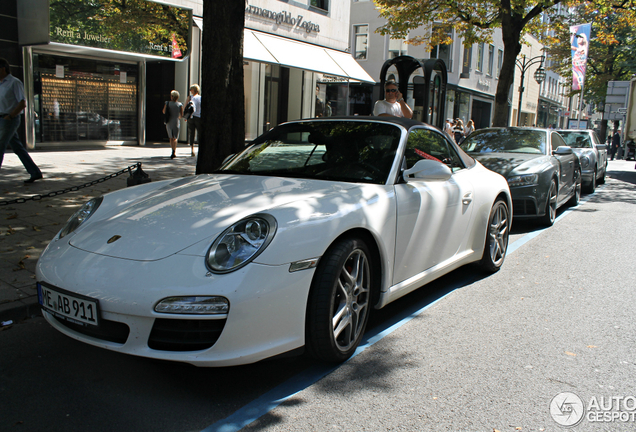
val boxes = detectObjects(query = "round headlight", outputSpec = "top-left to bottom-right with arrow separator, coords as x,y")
206,214 -> 277,273
58,197 -> 103,239
579,155 -> 590,168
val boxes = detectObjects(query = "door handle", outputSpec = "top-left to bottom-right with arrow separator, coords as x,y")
462,193 -> 472,205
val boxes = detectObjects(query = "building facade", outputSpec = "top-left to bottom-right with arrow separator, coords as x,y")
349,0 -> 575,131
350,0 -> 510,129
10,0 -> 372,148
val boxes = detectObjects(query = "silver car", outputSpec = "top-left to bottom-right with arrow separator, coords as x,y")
557,129 -> 608,193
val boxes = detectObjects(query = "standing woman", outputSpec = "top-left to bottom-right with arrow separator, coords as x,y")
162,90 -> 183,159
453,119 -> 464,144
185,84 -> 202,157
463,120 -> 475,140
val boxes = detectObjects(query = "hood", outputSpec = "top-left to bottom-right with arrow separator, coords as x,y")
68,174 -> 356,261
469,153 -> 547,178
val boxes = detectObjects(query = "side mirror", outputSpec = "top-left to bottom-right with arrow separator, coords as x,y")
596,144 -> 607,151
403,159 -> 452,182
553,146 -> 573,155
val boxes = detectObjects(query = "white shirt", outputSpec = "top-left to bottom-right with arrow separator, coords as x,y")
373,99 -> 403,117
190,94 -> 201,118
0,74 -> 25,115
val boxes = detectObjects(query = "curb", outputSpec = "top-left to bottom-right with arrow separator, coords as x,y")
0,297 -> 42,325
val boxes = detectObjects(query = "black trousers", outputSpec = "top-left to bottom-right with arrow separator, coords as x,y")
187,116 -> 203,147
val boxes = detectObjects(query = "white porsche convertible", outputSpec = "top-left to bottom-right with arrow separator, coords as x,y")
36,117 -> 511,366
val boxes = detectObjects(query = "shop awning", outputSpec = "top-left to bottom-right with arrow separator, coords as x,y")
247,30 -> 374,83
192,17 -> 374,83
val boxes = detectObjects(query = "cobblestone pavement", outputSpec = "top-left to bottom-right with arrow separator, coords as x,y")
0,143 -> 197,322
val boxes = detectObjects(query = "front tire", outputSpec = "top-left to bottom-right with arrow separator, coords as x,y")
584,169 -> 596,194
306,237 -> 372,362
540,179 -> 558,227
479,199 -> 510,273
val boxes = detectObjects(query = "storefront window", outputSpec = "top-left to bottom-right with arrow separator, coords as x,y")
34,54 -> 138,142
317,77 -> 349,117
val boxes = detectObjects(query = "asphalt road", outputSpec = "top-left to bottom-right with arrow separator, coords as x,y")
1,161 -> 635,432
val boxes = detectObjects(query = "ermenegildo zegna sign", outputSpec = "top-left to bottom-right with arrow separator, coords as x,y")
17,0 -> 192,60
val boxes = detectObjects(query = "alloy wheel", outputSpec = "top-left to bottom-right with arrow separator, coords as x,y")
331,249 -> 370,352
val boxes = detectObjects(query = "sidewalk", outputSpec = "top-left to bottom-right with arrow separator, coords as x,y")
0,143 -> 198,323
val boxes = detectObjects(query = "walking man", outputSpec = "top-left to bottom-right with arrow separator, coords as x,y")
0,58 -> 42,183
611,130 -> 621,161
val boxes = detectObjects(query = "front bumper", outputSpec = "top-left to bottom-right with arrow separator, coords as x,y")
581,169 -> 595,185
36,243 -> 315,366
510,184 -> 546,218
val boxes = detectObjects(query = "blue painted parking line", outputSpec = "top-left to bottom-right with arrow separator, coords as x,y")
508,185 -> 601,255
201,188 -> 600,432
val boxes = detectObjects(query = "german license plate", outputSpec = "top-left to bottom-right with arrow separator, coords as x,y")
37,283 -> 99,326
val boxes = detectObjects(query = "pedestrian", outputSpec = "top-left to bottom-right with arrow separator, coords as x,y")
162,90 -> 183,159
373,80 -> 413,118
445,118 -> 455,142
185,84 -> 202,157
464,119 -> 475,140
315,85 -> 324,118
611,130 -> 621,160
0,58 -> 42,183
453,118 -> 464,144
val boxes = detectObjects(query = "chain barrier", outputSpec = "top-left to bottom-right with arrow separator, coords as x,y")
0,163 -> 142,207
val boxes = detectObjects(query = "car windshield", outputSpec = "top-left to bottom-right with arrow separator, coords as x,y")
461,129 -> 546,154
558,132 -> 592,148
219,120 -> 402,184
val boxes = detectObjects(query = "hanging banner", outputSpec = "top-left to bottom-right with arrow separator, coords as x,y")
570,23 -> 591,91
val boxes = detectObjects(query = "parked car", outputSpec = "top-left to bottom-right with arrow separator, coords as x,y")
36,117 -> 511,366
461,127 -> 581,226
557,129 -> 607,193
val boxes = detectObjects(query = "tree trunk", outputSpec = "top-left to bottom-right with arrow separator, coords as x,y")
196,1 -> 246,174
492,13 -> 523,127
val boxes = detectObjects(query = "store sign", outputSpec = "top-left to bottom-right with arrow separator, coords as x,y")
49,0 -> 191,59
245,1 -> 320,34
319,75 -> 348,83
477,78 -> 490,89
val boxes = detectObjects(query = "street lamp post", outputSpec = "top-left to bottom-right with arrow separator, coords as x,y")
515,54 -> 546,126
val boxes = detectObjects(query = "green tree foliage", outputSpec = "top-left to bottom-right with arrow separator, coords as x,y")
196,1 -> 246,174
373,0 -> 635,126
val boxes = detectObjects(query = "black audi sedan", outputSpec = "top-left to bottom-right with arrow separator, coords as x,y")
461,127 -> 581,226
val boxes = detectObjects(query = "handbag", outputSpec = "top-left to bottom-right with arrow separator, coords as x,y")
163,101 -> 170,124
183,100 -> 195,120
